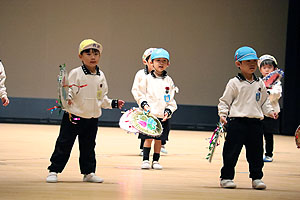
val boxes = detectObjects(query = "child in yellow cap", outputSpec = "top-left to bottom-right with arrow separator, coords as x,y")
46,39 -> 124,183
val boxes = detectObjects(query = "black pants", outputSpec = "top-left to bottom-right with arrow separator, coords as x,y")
48,112 -> 98,174
220,118 -> 264,180
262,117 -> 279,157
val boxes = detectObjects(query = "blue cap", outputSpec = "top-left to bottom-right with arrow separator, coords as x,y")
234,46 -> 258,61
151,48 -> 170,61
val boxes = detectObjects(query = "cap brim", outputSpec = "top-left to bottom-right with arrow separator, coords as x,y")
239,55 -> 258,61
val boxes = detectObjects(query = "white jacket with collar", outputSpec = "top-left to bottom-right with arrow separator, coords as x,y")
66,65 -> 113,118
137,71 -> 177,119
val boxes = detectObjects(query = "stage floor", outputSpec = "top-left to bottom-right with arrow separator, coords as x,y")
0,123 -> 299,200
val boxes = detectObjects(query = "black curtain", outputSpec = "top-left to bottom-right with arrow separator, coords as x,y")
282,0 -> 300,135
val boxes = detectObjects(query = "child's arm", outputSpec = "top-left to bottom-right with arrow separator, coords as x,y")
261,82 -> 276,118
163,80 -> 178,121
0,61 -> 9,106
218,80 -> 235,125
136,75 -> 149,112
267,81 -> 282,103
100,74 -> 125,110
66,69 -> 78,105
131,71 -> 144,104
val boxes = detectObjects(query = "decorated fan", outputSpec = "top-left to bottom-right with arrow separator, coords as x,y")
119,108 -> 163,137
119,108 -> 139,134
295,125 -> 300,149
206,123 -> 225,163
262,68 -> 284,89
130,109 -> 163,137
48,64 -> 87,113
57,64 -> 69,110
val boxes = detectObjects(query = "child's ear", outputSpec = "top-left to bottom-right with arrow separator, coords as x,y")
235,61 -> 241,68
78,54 -> 82,59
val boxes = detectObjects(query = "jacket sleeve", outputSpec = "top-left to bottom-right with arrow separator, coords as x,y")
218,80 -> 235,118
0,61 -> 8,98
131,71 -> 145,104
261,82 -> 274,115
136,75 -> 148,108
67,69 -> 78,100
165,78 -> 178,117
100,74 -> 113,109
267,81 -> 282,103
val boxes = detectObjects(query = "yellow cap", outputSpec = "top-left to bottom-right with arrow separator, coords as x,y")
78,39 -> 103,55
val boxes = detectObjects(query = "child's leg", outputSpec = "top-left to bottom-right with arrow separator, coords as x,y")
143,139 -> 153,161
48,112 -> 77,173
140,138 -> 145,150
220,118 -> 245,180
263,132 -> 274,157
153,140 -> 162,162
245,120 -> 264,180
78,117 -> 98,174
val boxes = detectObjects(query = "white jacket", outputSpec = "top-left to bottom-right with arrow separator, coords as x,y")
131,68 -> 148,104
0,61 -> 7,99
218,73 -> 274,120
137,72 -> 177,119
66,65 -> 113,118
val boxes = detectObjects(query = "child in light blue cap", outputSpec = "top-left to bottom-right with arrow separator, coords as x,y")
218,46 -> 277,190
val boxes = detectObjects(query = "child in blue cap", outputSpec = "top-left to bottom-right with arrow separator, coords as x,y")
135,48 -> 177,170
132,48 -> 169,156
218,46 -> 277,189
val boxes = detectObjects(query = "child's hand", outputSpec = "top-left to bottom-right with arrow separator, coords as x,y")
162,112 -> 168,122
220,116 -> 227,125
1,97 -> 9,106
143,105 -> 150,113
118,100 -> 125,109
67,99 -> 73,105
269,111 -> 278,119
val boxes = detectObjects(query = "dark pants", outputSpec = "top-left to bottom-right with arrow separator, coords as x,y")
263,132 -> 274,157
48,112 -> 99,174
262,117 -> 279,157
140,138 -> 145,150
220,118 -> 264,180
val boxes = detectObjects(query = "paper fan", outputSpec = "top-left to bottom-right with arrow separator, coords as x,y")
130,108 -> 163,137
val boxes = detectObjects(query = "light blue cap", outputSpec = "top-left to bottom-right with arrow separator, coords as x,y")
151,48 -> 170,61
234,46 -> 258,61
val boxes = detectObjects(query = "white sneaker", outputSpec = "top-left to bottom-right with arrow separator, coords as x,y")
83,173 -> 104,183
263,156 -> 273,162
220,179 -> 236,188
141,160 -> 151,169
139,150 -> 143,156
152,161 -> 163,170
252,179 -> 266,190
46,172 -> 58,183
160,146 -> 168,154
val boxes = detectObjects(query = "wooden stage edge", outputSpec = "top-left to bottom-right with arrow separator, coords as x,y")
0,123 -> 299,200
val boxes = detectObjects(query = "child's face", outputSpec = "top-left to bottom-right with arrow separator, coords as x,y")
259,64 -> 275,77
151,58 -> 169,73
79,49 -> 100,68
235,59 -> 258,76
146,58 -> 154,72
